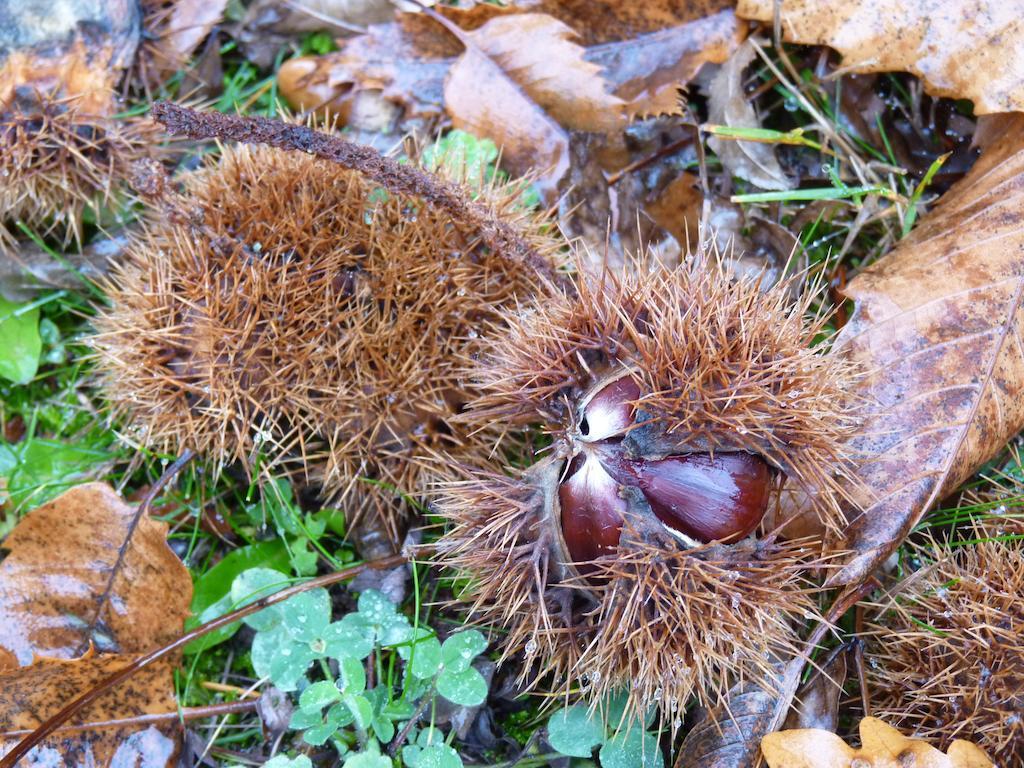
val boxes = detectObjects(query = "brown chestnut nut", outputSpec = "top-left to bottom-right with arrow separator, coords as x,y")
557,375 -> 774,563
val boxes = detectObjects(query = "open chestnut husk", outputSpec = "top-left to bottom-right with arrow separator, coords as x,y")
433,253 -> 859,728
559,375 -> 776,570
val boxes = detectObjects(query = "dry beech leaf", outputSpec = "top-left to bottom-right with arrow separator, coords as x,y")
0,656 -> 181,766
277,2 -> 743,173
441,16 -> 571,201
783,645 -> 848,732
158,0 -> 230,69
450,13 -> 635,133
824,115 -> 1024,585
761,716 -> 995,768
0,482 -> 192,666
706,38 -> 792,190
0,483 -> 191,765
735,0 -> 1024,115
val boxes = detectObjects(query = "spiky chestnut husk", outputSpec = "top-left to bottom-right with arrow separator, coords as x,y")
89,142 -> 562,539
0,43 -> 157,252
433,256 -> 859,724
866,521 -> 1024,764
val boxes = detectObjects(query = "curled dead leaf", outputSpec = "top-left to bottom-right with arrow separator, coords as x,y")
761,716 -> 995,768
706,38 -> 792,190
824,114 -> 1024,585
736,0 -> 1024,114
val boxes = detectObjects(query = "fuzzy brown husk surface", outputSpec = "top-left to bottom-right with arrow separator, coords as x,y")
90,140 -> 562,539
867,522 -> 1024,764
0,41 -> 156,252
434,257 -> 859,725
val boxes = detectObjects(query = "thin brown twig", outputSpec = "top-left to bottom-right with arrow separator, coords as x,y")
76,448 -> 196,656
0,553 -> 407,766
0,699 -> 257,738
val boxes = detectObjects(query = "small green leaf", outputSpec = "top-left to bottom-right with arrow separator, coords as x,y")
440,630 -> 487,674
343,751 -> 392,768
232,568 -> 292,632
280,588 -> 332,642
299,680 -> 342,711
599,729 -> 664,768
0,297 -> 41,385
323,617 -> 375,660
402,745 -> 422,768
289,707 -> 325,730
372,715 -> 396,743
357,590 -> 397,622
416,744 -> 462,768
345,694 -> 374,729
264,756 -> 313,768
547,705 -> 605,758
303,721 -> 342,746
251,627 -> 316,691
339,656 -> 367,695
398,628 -> 442,680
436,667 -> 488,707
184,542 -> 290,654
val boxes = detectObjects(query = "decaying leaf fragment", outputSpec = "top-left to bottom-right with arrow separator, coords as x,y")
706,38 -> 792,190
278,1 -> 743,194
736,0 -> 1024,114
0,483 -> 191,765
761,716 -> 995,768
823,115 -> 1024,585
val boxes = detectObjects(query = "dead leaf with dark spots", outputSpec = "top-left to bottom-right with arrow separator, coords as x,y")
821,115 -> 1024,586
0,483 -> 191,765
736,0 -> 1024,114
0,482 -> 191,665
0,656 -> 181,766
705,38 -> 792,190
761,716 -> 995,768
0,233 -> 128,302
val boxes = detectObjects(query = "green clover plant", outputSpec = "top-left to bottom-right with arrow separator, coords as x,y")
233,568 -> 490,766
547,693 -> 665,768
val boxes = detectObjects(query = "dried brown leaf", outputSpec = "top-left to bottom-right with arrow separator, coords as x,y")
761,717 -> 995,768
0,483 -> 190,765
784,646 -> 848,732
706,38 -> 792,190
825,117 -> 1024,585
0,656 -> 180,766
0,483 -> 192,667
675,673 -> 781,768
158,0 -> 230,68
735,0 -> 1024,115
441,15 -> 576,200
277,3 -> 743,157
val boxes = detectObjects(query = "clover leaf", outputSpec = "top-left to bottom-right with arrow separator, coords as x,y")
547,704 -> 605,757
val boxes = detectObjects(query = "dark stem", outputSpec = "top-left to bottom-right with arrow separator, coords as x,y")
0,698 -> 257,738
76,448 -> 196,655
0,553 -> 408,767
386,681 -> 436,757
149,102 -> 563,287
